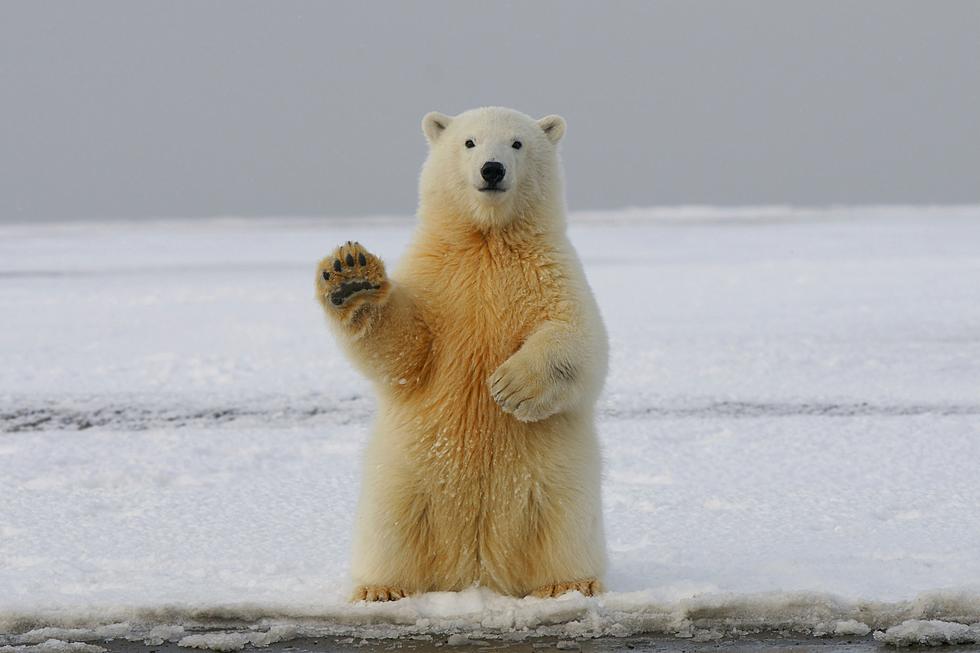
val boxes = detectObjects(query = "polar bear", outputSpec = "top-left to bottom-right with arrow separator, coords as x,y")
315,107 -> 608,601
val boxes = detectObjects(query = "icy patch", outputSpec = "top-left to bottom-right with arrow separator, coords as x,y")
2,588 -> 980,650
0,624 -> 189,650
833,620 -> 871,636
0,641 -> 105,653
141,625 -> 187,646
874,619 -> 980,647
11,625 -> 133,646
177,627 -> 295,652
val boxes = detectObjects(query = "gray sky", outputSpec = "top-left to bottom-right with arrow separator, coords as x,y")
2,1 -> 978,223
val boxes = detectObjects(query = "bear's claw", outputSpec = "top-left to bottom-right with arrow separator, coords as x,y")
529,578 -> 601,598
352,584 -> 408,602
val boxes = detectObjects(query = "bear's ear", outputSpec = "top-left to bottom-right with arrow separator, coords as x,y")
537,115 -> 566,144
422,111 -> 452,144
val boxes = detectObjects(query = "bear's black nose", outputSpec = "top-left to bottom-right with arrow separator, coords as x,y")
481,161 -> 506,186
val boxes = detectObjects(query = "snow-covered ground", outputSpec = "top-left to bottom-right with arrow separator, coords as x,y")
1,207 -> 979,649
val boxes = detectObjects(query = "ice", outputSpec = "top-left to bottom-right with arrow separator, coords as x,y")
874,620 -> 980,647
0,642 -> 105,653
1,207 -> 979,648
177,628 -> 294,652
834,620 -> 872,636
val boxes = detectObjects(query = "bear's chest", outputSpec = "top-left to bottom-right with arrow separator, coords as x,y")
392,236 -> 570,468
422,248 -> 559,366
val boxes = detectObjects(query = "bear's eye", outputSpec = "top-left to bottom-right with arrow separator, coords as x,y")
512,140 -> 522,150
465,139 -> 475,149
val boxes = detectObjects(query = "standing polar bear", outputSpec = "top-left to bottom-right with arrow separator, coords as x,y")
315,107 -> 608,601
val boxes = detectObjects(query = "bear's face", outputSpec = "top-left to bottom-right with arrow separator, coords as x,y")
419,107 -> 566,229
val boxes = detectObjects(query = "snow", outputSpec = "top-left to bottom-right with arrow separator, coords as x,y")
0,642 -> 106,653
177,629 -> 294,652
834,620 -> 872,637
1,206 -> 979,648
874,620 -> 980,647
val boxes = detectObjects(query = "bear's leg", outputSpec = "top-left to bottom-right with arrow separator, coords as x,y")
349,460 -> 430,602
513,501 -> 606,599
514,497 -> 605,599
480,492 -> 605,599
478,419 -> 606,598
349,424 -> 481,602
351,481 -> 479,601
316,242 -> 434,390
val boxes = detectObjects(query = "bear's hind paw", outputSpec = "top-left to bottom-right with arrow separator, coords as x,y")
528,578 -> 601,598
351,584 -> 408,602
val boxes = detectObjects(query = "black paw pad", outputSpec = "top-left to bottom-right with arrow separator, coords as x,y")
329,279 -> 381,306
333,259 -> 342,272
346,253 -> 355,267
358,252 -> 367,266
322,270 -> 330,281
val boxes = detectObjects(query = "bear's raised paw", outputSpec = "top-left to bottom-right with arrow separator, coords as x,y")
316,242 -> 388,312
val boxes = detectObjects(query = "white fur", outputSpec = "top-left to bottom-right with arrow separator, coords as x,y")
420,108 -> 568,230
337,107 -> 608,598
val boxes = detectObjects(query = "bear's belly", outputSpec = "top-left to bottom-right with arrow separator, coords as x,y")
381,340 -> 581,591
371,279 -> 585,591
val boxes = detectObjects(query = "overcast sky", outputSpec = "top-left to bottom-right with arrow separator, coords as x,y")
1,1 -> 978,223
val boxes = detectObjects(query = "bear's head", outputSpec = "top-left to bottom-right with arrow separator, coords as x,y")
419,107 -> 566,230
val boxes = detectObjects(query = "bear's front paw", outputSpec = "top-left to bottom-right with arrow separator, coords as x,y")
488,356 -> 559,423
316,242 -> 389,312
